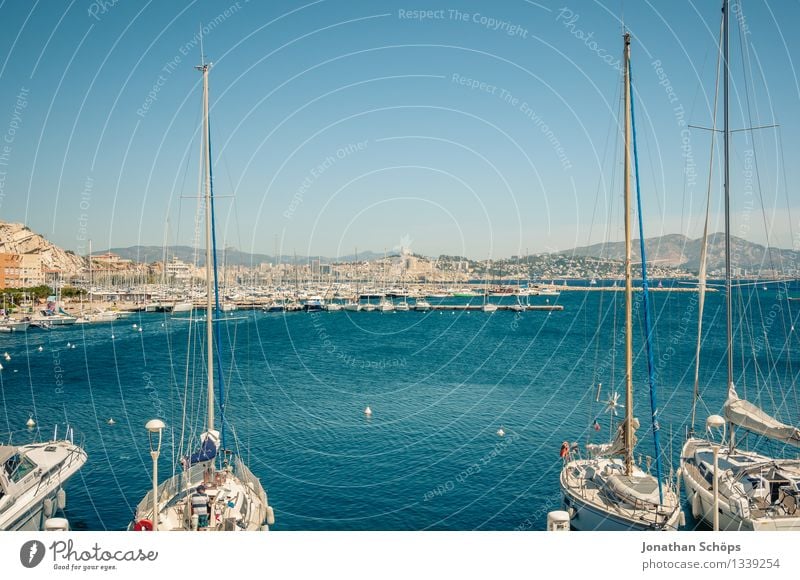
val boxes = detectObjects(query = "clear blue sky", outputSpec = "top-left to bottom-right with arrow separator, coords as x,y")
0,0 -> 797,259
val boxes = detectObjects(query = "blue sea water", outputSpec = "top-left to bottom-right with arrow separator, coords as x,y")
1,283 -> 798,531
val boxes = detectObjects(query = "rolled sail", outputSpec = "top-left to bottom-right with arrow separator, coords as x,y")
724,391 -> 800,447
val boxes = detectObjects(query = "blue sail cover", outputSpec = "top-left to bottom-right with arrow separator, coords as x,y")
187,436 -> 217,466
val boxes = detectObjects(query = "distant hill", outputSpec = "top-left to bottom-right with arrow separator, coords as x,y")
561,233 -> 799,274
0,221 -> 86,274
102,246 -> 386,266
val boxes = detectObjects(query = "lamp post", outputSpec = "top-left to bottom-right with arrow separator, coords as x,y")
145,419 -> 166,530
706,415 -> 726,532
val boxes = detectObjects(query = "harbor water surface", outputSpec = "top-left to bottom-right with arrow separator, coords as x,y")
1,285 -> 798,530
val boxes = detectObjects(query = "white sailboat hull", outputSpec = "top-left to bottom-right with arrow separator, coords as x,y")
681,438 -> 800,531
560,458 -> 681,531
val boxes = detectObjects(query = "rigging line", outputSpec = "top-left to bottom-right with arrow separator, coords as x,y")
735,0 -> 780,280
630,50 -> 665,503
586,68 -> 622,249
691,12 -> 724,434
682,34 -> 715,242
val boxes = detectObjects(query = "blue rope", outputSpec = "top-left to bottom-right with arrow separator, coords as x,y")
629,56 -> 665,504
207,116 -> 227,455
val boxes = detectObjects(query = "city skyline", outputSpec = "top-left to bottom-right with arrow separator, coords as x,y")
0,1 -> 797,259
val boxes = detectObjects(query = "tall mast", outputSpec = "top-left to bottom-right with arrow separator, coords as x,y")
197,57 -> 214,433
723,0 -> 733,395
623,31 -> 634,476
722,0 -> 736,452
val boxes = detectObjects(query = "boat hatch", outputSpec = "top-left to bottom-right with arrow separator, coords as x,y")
44,446 -> 57,452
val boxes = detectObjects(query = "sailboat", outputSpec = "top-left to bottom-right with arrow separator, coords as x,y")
680,0 -> 800,531
129,55 -> 274,532
559,32 -> 682,531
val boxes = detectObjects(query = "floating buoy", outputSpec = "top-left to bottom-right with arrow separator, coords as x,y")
364,406 -> 372,417
3,352 -> 10,361
138,327 -> 142,332
0,363 -> 3,371
133,323 -> 137,328
66,342 -> 71,348
38,346 -> 43,352
26,415 -> 36,429
111,334 -> 115,339
107,418 -> 116,425
497,427 -> 505,437
71,344 -> 76,349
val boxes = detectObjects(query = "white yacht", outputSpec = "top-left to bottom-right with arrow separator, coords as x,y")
0,428 -> 87,530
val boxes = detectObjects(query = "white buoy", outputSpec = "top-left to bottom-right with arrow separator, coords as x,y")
71,344 -> 76,349
3,352 -> 10,361
0,363 -> 3,371
111,334 -> 115,339
547,510 -> 571,531
133,323 -> 137,328
107,418 -> 116,425
38,346 -> 43,352
497,427 -> 505,437
364,406 -> 372,417
66,342 -> 71,348
26,415 -> 36,429
138,327 -> 142,332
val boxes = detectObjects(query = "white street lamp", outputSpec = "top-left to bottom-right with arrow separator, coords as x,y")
706,415 -> 726,532
145,418 -> 166,531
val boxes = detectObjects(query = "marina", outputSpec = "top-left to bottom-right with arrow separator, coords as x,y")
0,0 -> 798,554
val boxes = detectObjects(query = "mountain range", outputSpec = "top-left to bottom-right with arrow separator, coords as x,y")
561,233 -> 799,274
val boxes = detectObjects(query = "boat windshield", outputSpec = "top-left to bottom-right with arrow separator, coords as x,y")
4,454 -> 37,483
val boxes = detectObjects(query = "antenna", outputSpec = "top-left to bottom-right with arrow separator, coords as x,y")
199,23 -> 205,66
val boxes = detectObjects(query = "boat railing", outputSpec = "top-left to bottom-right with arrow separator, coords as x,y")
133,463 -> 206,518
234,456 -> 268,507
